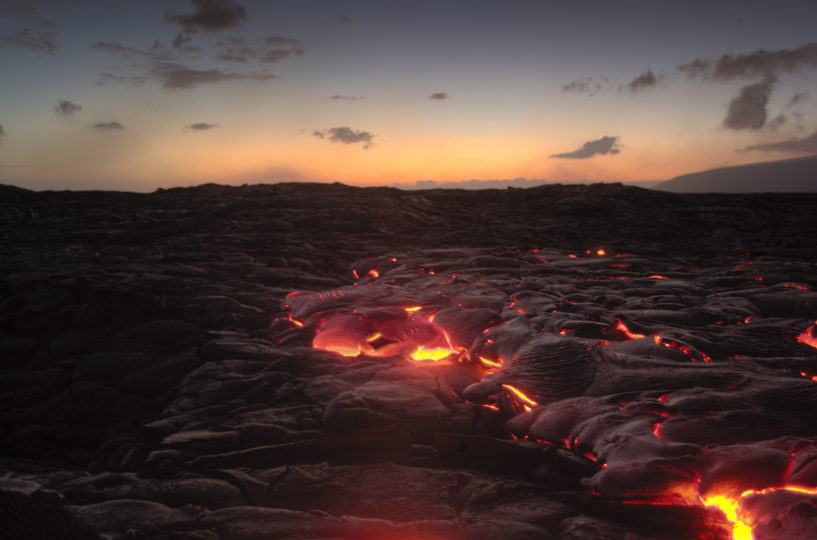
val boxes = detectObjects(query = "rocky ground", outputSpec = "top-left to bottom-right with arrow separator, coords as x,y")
1,181 -> 816,539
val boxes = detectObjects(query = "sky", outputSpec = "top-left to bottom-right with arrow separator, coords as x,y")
1,0 -> 816,191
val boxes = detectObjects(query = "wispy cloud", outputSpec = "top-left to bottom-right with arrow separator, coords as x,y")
549,136 -> 621,159
329,94 -> 364,101
96,73 -> 149,86
90,39 -> 177,61
621,69 -> 661,93
150,63 -> 275,89
737,130 -> 817,154
185,122 -> 218,131
312,126 -> 375,149
216,35 -> 306,63
54,100 -> 82,115
0,28 -> 59,53
678,42 -> 817,80
0,124 -> 5,140
787,91 -> 810,107
429,92 -> 448,100
562,76 -> 609,96
92,121 -> 125,131
165,0 -> 247,33
722,76 -> 776,130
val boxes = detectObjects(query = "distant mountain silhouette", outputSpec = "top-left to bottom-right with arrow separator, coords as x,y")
655,155 -> 817,193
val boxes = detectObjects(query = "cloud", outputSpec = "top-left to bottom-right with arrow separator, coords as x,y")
787,91 -> 810,107
562,76 -> 609,96
186,122 -> 218,131
678,42 -> 817,80
737,130 -> 817,154
722,77 -> 775,130
165,0 -> 247,33
150,62 -> 276,89
429,92 -> 448,100
312,127 -> 375,149
172,32 -> 193,48
54,100 -> 82,115
261,46 -> 305,62
621,69 -> 660,93
767,114 -> 787,130
0,124 -> 5,140
549,136 -> 621,159
96,72 -> 149,86
90,40 -> 177,62
91,41 -> 133,55
329,94 -> 364,101
215,36 -> 306,63
92,122 -> 125,131
0,28 -> 59,53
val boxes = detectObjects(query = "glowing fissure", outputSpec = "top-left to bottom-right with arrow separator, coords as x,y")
501,383 -> 539,412
614,319 -> 646,340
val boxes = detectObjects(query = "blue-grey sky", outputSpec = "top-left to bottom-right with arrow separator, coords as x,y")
1,0 -> 816,190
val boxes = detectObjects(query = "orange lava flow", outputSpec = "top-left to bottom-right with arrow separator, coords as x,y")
501,383 -> 538,412
797,323 -> 817,349
614,319 -> 646,340
701,494 -> 753,540
478,355 -> 502,369
701,485 -> 817,540
311,306 -> 460,363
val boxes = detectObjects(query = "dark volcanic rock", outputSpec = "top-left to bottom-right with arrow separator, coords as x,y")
1,181 -> 817,539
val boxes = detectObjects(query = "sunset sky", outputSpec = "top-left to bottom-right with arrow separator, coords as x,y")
1,0 -> 816,191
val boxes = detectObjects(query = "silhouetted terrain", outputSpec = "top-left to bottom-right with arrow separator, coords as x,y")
656,155 -> 817,193
1,182 -> 816,539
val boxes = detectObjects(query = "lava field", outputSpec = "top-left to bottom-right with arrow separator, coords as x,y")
1,181 -> 816,539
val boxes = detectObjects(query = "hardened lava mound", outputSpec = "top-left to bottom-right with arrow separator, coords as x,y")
1,182 -> 816,539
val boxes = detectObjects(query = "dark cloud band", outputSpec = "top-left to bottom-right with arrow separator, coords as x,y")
313,127 -> 375,149
55,100 -> 82,115
92,122 -> 125,131
550,136 -> 621,159
166,0 -> 247,33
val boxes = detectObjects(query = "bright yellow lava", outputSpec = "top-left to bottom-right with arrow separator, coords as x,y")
409,346 -> 454,362
478,355 -> 502,368
501,384 -> 538,406
702,495 -> 752,540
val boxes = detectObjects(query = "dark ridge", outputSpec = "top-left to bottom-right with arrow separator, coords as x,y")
655,155 -> 817,193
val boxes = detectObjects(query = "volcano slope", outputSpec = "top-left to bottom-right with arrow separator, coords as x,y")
1,181 -> 817,539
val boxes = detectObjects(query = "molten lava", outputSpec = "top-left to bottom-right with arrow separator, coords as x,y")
702,494 -> 752,540
701,485 -> 817,540
614,319 -> 646,340
311,307 -> 460,363
501,383 -> 538,412
797,322 -> 817,350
